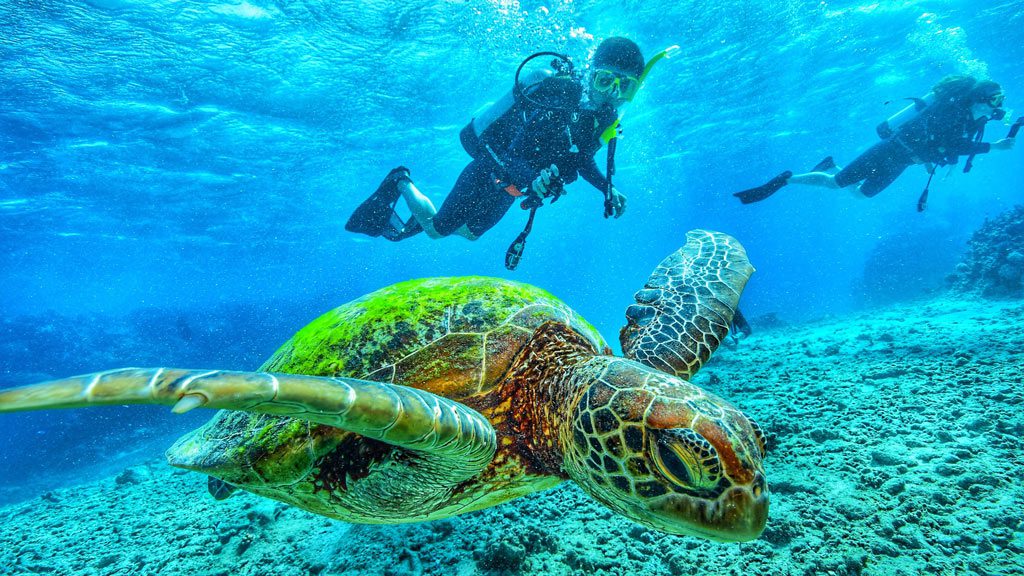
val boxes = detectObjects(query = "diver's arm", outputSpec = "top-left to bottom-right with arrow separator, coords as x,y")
578,154 -> 609,192
947,137 -> 1014,155
579,153 -> 626,218
501,157 -> 543,190
949,139 -> 992,156
989,138 -> 1016,151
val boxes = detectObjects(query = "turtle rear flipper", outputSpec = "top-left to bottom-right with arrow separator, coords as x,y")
208,477 -> 238,500
620,229 -> 754,379
0,368 -> 497,488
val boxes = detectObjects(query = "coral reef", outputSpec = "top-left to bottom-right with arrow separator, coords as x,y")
949,205 -> 1024,298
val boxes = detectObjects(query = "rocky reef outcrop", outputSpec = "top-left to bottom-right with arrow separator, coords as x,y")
949,205 -> 1024,298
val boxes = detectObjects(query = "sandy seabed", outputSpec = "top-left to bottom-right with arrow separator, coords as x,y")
1,295 -> 1022,576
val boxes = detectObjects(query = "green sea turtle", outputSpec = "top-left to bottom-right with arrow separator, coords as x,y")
0,230 -> 768,542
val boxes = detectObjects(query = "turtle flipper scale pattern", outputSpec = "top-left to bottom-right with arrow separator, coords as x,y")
0,367 -> 497,487
620,230 -> 754,379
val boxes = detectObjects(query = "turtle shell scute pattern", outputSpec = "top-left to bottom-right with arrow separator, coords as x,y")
260,276 -> 607,400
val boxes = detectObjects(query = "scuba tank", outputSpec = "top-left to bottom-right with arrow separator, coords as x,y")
876,93 -> 934,139
878,75 -> 985,140
460,53 -> 578,159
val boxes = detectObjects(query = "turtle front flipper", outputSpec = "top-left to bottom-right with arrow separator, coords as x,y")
0,368 -> 497,485
620,229 -> 754,379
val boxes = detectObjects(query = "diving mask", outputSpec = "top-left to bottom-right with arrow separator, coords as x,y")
987,92 -> 1005,108
592,69 -> 640,100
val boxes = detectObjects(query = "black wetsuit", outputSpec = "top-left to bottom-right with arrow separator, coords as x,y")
433,76 -> 618,237
836,102 -> 991,197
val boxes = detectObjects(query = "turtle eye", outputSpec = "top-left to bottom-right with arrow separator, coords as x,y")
651,429 -> 721,491
749,419 -> 767,458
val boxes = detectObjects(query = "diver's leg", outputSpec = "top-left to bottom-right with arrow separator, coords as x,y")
454,225 -> 479,240
777,155 -> 845,188
432,161 -> 501,241
465,189 -> 516,239
395,179 -> 444,239
787,172 -> 840,189
389,166 -> 480,241
856,163 -> 909,198
841,141 -> 909,199
733,154 -> 848,204
810,156 -> 839,173
843,141 -> 909,199
346,167 -> 418,238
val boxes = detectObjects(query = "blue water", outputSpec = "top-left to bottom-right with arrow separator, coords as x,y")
0,0 -> 1022,544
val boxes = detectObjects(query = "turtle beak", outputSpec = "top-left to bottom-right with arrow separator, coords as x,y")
644,473 -> 769,542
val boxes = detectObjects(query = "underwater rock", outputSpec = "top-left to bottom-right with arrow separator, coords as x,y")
114,466 -> 151,486
998,263 -> 1022,283
950,205 -> 1024,298
854,223 -> 961,306
477,539 -> 528,572
750,312 -> 788,330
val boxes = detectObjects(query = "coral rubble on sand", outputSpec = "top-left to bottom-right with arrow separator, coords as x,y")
1,296 -> 1022,575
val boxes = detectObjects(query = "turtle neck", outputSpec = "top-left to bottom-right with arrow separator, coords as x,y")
486,321 -> 600,477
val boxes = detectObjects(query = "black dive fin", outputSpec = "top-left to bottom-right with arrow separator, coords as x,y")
346,167 -> 414,237
811,156 -> 835,172
382,218 -> 422,242
208,476 -> 238,501
730,306 -> 752,338
733,171 -> 792,205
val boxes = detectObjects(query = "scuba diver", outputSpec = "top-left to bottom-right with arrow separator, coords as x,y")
347,38 -> 674,267
733,76 -> 1019,211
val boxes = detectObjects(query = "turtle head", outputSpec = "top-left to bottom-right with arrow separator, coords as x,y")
563,357 -> 768,542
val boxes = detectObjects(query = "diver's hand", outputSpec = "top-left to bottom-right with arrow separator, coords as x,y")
991,138 -> 1016,151
604,187 -> 627,219
521,165 -> 560,210
530,165 -> 561,197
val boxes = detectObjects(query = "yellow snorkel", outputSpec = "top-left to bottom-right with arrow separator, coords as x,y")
601,44 -> 680,144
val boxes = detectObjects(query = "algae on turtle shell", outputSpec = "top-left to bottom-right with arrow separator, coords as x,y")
0,230 -> 768,543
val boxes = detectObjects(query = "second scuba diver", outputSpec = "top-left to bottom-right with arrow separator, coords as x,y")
733,75 -> 1018,210
347,38 -> 657,249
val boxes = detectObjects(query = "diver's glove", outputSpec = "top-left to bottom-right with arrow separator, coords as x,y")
532,165 -> 563,196
604,187 -> 627,219
523,165 -> 564,209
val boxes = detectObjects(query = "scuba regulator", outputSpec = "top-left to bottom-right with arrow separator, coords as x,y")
512,52 -> 580,112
